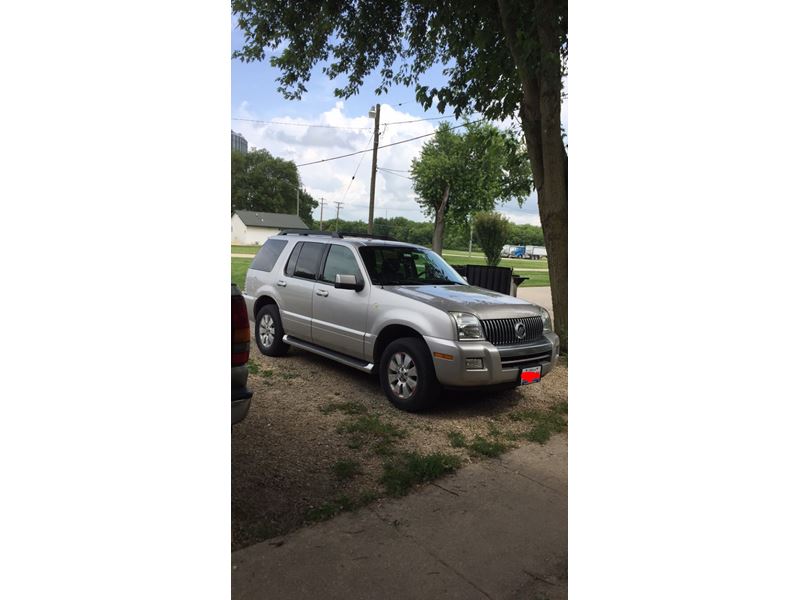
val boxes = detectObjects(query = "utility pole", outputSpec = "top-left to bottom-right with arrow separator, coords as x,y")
334,201 -> 344,232
468,217 -> 474,257
319,198 -> 325,230
296,184 -> 300,216
367,103 -> 381,234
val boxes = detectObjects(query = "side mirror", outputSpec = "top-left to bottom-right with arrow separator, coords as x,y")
335,273 -> 364,292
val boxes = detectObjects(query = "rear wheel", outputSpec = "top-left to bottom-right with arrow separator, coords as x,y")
379,337 -> 440,411
255,304 -> 289,356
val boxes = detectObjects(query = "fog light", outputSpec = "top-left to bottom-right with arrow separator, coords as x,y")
465,358 -> 484,370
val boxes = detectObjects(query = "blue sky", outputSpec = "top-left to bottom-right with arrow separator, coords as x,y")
231,23 -> 556,225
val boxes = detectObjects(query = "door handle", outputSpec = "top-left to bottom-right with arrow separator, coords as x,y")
276,280 -> 287,287
315,289 -> 329,297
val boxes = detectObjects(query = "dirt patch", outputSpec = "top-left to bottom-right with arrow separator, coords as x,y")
232,340 -> 567,551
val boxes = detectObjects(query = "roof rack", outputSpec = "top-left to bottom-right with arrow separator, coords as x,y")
277,229 -> 343,238
339,232 -> 398,241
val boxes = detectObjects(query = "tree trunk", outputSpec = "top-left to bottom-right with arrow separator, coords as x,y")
497,0 -> 568,350
432,183 -> 450,255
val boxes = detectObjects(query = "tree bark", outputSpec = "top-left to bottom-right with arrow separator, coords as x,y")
432,183 -> 450,255
497,0 -> 568,350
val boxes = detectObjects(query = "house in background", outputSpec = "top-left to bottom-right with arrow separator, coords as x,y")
231,210 -> 308,245
231,130 -> 248,153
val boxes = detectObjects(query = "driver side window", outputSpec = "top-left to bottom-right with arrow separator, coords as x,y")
321,245 -> 361,284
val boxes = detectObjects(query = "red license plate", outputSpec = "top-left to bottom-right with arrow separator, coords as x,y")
520,366 -> 542,385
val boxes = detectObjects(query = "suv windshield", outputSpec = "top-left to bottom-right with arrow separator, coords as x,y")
358,246 -> 466,286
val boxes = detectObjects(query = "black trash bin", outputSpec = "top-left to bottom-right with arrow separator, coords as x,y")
456,264 -> 514,295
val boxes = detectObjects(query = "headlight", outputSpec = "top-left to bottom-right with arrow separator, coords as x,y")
450,312 -> 484,341
540,308 -> 553,332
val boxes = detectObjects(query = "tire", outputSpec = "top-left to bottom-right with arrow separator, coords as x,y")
379,337 -> 441,412
255,304 -> 289,357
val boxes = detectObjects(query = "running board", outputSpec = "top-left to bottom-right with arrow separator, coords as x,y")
283,335 -> 374,374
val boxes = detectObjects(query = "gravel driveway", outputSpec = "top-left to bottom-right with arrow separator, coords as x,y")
232,340 -> 568,551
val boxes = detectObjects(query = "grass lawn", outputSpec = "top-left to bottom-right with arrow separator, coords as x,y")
231,247 -> 549,288
232,244 -> 260,255
232,257 -> 252,289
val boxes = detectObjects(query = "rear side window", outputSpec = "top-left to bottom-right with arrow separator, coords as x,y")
292,242 -> 326,280
250,239 -> 287,272
284,243 -> 302,275
321,245 -> 361,283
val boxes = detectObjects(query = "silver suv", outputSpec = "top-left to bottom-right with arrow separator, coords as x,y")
243,231 -> 559,411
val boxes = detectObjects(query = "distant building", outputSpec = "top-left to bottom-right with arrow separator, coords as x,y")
231,130 -> 248,153
232,210 -> 308,245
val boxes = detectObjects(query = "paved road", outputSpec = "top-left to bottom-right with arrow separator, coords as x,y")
232,438 -> 567,600
516,286 -> 554,316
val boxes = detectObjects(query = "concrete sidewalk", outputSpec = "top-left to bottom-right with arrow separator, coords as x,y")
232,437 -> 567,600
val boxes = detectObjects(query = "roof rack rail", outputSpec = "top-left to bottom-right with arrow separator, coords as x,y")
339,232 -> 398,241
277,229 -> 343,238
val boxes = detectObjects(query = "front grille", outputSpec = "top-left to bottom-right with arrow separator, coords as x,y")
501,351 -> 551,368
481,316 -> 544,346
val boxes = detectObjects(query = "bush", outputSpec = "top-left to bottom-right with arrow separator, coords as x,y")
473,212 -> 512,266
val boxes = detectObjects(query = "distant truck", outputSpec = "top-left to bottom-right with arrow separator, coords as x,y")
525,246 -> 547,260
501,245 -> 547,260
500,245 -> 526,258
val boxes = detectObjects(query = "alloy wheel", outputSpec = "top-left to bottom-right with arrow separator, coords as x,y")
388,352 -> 418,399
259,314 -> 275,348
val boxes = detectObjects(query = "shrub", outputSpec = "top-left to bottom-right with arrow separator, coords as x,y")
473,212 -> 512,266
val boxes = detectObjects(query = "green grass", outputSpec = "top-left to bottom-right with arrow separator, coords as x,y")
231,257 -> 252,289
232,245 -> 260,255
447,431 -> 467,448
338,415 -> 405,439
320,401 -> 368,415
246,360 -> 273,380
380,452 -> 462,497
333,460 -> 361,481
467,436 -> 510,458
448,430 -> 511,457
508,405 -> 568,445
305,491 -> 378,523
337,415 -> 406,456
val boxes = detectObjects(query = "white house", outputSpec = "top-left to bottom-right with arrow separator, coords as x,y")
231,211 -> 309,245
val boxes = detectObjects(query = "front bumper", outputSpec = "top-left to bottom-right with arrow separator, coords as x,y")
425,331 -> 560,388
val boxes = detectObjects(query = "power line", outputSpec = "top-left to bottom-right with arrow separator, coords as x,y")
377,167 -> 413,180
339,124 -> 387,205
296,118 -> 485,167
383,114 -> 455,125
232,117 -> 372,131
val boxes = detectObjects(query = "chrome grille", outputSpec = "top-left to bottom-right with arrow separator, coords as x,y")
481,316 -> 544,346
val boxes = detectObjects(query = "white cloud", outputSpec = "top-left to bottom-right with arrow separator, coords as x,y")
498,210 -> 541,226
235,101 -> 439,221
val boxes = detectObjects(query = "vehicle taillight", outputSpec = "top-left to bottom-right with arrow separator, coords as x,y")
232,294 -> 250,366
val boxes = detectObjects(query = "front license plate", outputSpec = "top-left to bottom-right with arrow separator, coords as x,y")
520,366 -> 542,385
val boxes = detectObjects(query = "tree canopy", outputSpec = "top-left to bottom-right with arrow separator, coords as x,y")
232,0 -> 565,121
231,149 -> 318,226
410,122 -> 531,253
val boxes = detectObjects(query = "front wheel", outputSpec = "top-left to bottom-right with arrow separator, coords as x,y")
379,337 -> 441,412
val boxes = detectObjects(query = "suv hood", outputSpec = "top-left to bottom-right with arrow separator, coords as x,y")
383,285 -> 542,320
